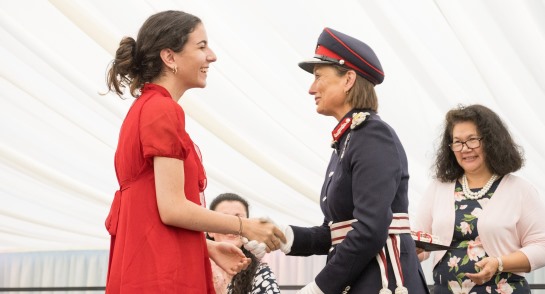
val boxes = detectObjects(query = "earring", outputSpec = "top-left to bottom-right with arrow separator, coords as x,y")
172,65 -> 178,75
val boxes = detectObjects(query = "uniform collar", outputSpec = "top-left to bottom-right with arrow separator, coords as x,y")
330,109 -> 374,149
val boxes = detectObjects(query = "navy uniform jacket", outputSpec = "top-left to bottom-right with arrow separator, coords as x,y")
288,109 -> 429,293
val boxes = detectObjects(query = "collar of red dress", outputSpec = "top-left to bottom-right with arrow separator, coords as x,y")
141,83 -> 171,98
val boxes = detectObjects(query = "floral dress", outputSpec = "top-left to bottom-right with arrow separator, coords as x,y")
227,263 -> 281,294
432,178 -> 530,294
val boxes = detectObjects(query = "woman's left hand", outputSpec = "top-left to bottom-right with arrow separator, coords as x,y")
465,257 -> 499,285
208,240 -> 251,275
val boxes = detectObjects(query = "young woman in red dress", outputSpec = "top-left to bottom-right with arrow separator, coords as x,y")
103,10 -> 285,293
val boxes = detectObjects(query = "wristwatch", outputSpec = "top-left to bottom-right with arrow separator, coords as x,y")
496,256 -> 504,273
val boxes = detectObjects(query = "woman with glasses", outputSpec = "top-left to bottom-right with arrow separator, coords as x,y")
414,104 -> 545,293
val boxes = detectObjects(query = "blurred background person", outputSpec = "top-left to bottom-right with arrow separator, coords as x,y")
208,193 -> 281,294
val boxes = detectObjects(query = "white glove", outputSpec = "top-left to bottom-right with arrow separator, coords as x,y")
257,216 -> 294,254
243,216 -> 293,257
242,237 -> 267,260
279,224 -> 294,254
297,281 -> 324,294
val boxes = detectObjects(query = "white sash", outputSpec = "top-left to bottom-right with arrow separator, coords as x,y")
329,213 -> 410,294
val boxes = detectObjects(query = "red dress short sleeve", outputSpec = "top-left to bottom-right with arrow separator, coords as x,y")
105,84 -> 214,294
140,90 -> 189,160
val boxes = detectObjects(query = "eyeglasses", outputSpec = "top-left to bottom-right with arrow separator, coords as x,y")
449,138 -> 482,152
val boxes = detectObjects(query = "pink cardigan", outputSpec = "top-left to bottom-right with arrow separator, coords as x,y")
414,174 -> 545,276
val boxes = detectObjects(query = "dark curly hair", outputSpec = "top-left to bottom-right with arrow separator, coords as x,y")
434,104 -> 524,182
105,10 -> 201,97
209,193 -> 262,293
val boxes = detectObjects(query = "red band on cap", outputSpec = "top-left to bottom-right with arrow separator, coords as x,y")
324,28 -> 384,77
316,45 -> 356,68
315,45 -> 378,83
315,45 -> 377,84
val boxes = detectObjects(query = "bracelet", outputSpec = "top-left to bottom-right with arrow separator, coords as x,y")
496,256 -> 504,273
237,215 -> 243,237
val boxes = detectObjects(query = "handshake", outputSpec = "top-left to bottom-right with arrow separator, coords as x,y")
242,217 -> 325,294
243,217 -> 294,259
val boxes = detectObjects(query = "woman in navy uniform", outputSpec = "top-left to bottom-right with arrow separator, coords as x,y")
280,28 -> 429,294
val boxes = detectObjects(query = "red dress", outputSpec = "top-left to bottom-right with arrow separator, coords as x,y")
105,84 -> 214,293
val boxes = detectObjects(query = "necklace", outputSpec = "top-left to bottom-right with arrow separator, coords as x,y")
461,174 -> 498,200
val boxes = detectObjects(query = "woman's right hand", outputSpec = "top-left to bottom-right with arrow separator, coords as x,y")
242,217 -> 286,252
207,240 -> 251,276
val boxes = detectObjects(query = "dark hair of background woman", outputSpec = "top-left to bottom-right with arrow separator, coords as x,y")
209,193 -> 260,293
434,104 -> 524,182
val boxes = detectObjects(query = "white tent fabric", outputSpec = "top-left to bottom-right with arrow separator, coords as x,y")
1,0 -> 545,289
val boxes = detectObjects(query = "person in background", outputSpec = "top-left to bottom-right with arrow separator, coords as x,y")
208,193 -> 281,294
103,10 -> 285,293
271,27 -> 429,293
414,104 -> 545,293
